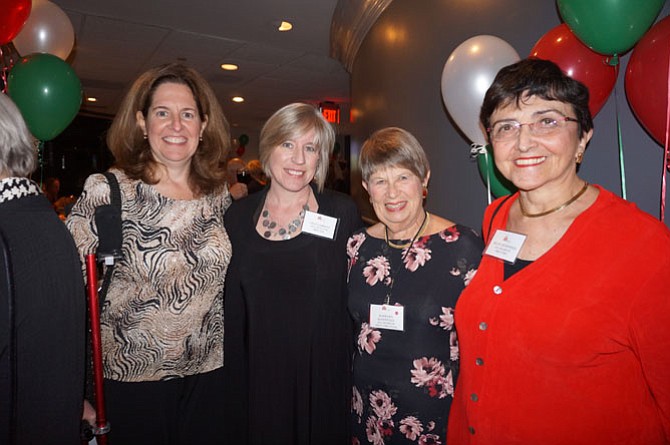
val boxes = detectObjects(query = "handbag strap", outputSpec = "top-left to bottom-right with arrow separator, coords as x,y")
97,171 -> 122,306
103,171 -> 121,211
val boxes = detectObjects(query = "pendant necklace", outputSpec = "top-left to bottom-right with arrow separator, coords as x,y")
518,181 -> 589,218
260,191 -> 311,240
383,210 -> 429,304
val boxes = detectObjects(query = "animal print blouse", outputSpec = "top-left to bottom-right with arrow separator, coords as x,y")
67,169 -> 232,382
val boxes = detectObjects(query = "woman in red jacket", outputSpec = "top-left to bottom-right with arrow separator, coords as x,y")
448,58 -> 670,444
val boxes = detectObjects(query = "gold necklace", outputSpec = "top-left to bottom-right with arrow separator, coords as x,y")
384,211 -> 430,249
518,182 -> 589,218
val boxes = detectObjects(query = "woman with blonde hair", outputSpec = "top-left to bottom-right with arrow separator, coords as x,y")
224,102 -> 361,444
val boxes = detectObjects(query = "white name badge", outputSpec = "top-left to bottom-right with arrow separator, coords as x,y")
484,229 -> 527,263
302,210 -> 339,240
369,304 -> 404,331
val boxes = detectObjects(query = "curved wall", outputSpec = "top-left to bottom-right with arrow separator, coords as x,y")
349,0 -> 670,230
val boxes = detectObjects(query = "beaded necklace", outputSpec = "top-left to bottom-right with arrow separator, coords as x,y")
260,190 -> 311,240
260,204 -> 309,239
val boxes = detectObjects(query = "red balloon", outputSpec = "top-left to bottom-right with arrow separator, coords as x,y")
625,15 -> 670,146
0,0 -> 31,45
236,145 -> 246,156
530,24 -> 619,117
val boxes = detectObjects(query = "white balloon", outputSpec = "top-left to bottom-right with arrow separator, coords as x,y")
12,0 -> 75,60
441,35 -> 520,145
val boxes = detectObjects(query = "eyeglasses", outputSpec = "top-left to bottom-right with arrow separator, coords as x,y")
487,114 -> 579,142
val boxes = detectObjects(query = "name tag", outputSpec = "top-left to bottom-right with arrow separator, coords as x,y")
484,229 -> 527,263
369,304 -> 404,331
302,210 -> 339,240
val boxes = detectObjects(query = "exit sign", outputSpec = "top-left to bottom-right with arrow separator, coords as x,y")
319,102 -> 340,124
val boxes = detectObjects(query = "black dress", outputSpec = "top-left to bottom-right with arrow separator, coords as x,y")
346,225 -> 483,444
224,185 -> 362,445
0,178 -> 86,444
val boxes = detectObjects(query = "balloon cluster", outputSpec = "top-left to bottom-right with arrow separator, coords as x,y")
557,0 -> 668,152
1,0 -> 81,141
441,0 -> 670,197
236,134 -> 249,156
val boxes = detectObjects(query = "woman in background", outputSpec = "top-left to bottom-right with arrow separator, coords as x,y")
67,62 -> 232,444
0,93 -> 85,444
224,102 -> 361,444
347,127 -> 483,444
245,158 -> 268,193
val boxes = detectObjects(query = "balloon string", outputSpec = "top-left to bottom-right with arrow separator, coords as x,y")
0,46 -> 6,94
614,83 -> 627,200
470,143 -> 492,204
484,151 -> 492,204
661,53 -> 670,222
469,143 -> 487,157
37,141 -> 44,187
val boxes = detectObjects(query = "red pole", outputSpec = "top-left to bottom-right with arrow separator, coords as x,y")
85,254 -> 110,444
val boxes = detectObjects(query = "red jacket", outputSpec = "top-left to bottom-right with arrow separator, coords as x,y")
449,186 -> 670,444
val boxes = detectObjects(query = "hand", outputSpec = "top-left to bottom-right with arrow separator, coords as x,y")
82,399 -> 97,426
229,182 -> 249,200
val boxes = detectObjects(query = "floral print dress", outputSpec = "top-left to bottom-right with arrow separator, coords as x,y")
347,225 -> 483,445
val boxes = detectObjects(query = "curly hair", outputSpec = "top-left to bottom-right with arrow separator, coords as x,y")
480,58 -> 593,139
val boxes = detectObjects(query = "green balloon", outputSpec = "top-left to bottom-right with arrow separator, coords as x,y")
8,53 -> 82,141
238,133 -> 249,146
476,145 -> 516,198
558,0 -> 665,56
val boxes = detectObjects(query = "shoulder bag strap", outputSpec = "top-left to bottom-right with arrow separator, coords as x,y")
97,171 -> 122,308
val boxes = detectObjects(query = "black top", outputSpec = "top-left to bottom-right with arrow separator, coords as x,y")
0,188 -> 86,444
503,258 -> 533,280
223,185 -> 363,445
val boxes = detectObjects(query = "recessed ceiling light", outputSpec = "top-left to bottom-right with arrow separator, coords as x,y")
232,96 -> 244,103
278,21 -> 293,31
86,97 -> 97,102
221,63 -> 238,71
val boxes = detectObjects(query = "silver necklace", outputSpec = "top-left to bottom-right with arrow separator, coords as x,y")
260,201 -> 310,240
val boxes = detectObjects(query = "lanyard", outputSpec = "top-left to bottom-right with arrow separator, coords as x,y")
383,210 -> 428,304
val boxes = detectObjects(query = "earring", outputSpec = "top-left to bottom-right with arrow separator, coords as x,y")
422,186 -> 428,199
199,136 -> 203,142
143,134 -> 148,140
575,152 -> 584,164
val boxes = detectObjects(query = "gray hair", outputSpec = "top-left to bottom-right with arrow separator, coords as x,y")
0,93 -> 37,177
259,103 -> 334,192
360,127 -> 430,183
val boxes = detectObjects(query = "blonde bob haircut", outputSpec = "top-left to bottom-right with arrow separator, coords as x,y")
259,103 -> 334,192
360,127 -> 430,184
